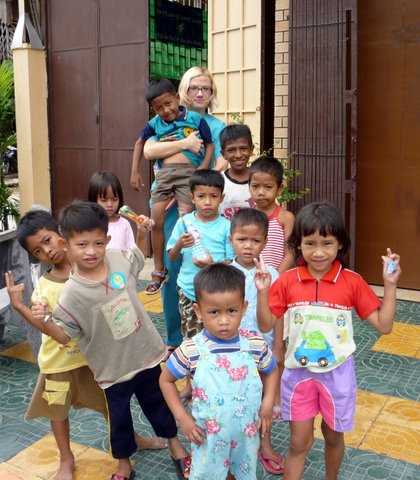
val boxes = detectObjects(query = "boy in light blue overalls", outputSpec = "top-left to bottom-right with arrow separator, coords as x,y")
160,263 -> 278,480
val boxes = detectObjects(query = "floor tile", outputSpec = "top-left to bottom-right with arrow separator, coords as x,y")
360,422 -> 420,464
138,290 -> 163,313
7,435 -> 89,480
0,341 -> 36,363
372,322 -> 420,358
378,397 -> 420,429
0,295 -> 418,480
342,450 -> 419,479
0,464 -> 43,479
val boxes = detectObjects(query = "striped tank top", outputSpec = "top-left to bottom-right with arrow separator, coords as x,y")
260,204 -> 285,270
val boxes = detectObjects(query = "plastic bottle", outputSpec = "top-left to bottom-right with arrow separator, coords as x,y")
179,212 -> 209,261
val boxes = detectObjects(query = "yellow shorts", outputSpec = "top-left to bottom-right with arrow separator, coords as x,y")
26,365 -> 107,422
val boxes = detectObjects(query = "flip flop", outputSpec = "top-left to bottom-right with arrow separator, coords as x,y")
170,455 -> 191,479
258,451 -> 284,475
109,471 -> 135,480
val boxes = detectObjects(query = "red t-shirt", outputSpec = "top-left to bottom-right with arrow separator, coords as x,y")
269,260 -> 381,372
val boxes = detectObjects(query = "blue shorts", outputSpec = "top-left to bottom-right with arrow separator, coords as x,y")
281,356 -> 357,432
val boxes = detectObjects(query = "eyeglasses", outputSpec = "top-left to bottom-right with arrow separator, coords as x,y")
187,86 -> 213,96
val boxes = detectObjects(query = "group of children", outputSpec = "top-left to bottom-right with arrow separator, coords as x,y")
5,75 -> 402,480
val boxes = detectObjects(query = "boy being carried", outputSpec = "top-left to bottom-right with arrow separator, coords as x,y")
133,78 -> 214,295
8,202 -> 190,480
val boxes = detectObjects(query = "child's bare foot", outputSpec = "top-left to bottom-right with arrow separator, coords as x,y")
55,455 -> 75,480
135,433 -> 167,450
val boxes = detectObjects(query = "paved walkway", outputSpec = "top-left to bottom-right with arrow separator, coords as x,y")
0,281 -> 418,479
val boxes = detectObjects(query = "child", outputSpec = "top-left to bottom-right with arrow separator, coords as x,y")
5,210 -> 106,480
219,124 -> 254,220
159,263 -> 278,480
88,171 -> 135,250
132,78 -> 215,295
249,156 -> 295,273
8,202 -> 190,480
167,170 -> 235,339
249,156 -> 295,422
229,208 -> 284,475
255,201 -> 401,480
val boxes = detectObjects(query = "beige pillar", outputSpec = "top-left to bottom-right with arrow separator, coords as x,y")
12,3 -> 50,214
13,47 -> 50,213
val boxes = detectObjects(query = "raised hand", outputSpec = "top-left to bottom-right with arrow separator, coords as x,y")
381,248 -> 401,285
254,256 -> 272,291
5,271 -> 25,309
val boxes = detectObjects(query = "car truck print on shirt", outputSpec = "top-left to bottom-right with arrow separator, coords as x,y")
294,330 -> 337,368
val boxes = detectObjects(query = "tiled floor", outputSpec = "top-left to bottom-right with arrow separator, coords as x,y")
0,282 -> 419,479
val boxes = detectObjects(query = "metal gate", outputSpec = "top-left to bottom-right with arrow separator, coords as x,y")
43,0 -> 150,216
288,0 -> 357,267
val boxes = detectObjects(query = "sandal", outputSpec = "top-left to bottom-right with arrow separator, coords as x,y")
146,269 -> 169,295
258,451 -> 284,475
170,455 -> 191,479
109,471 -> 135,480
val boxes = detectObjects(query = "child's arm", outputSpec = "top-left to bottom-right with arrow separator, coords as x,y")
271,317 -> 285,370
258,364 -> 278,438
168,232 -> 195,262
365,249 -> 401,334
144,131 -> 203,160
130,137 -> 145,190
254,257 -> 277,332
159,367 -> 205,445
197,142 -> 215,170
278,209 -> 295,273
5,271 -> 71,345
134,214 -> 155,256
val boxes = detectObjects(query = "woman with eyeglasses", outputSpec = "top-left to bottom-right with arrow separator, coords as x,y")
138,67 -> 227,369
177,66 -> 227,171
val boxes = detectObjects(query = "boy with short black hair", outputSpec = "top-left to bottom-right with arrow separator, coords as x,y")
229,208 -> 285,474
131,78 -> 215,296
167,170 -> 235,339
160,263 -> 278,480
219,124 -> 254,219
8,202 -> 190,480
8,209 -> 107,480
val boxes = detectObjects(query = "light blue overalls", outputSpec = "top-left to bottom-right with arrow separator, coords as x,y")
190,332 -> 263,480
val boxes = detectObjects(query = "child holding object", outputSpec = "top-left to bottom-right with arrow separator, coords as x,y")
255,200 -> 401,480
8,202 -> 190,480
160,263 -> 278,480
88,171 -> 135,250
6,210 -> 165,480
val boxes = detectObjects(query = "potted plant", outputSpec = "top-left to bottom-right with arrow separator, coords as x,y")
0,59 -> 19,231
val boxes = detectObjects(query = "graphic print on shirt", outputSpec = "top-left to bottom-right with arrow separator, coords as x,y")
287,305 -> 353,372
100,290 -> 141,340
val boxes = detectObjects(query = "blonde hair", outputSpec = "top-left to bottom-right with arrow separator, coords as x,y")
178,66 -> 219,113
